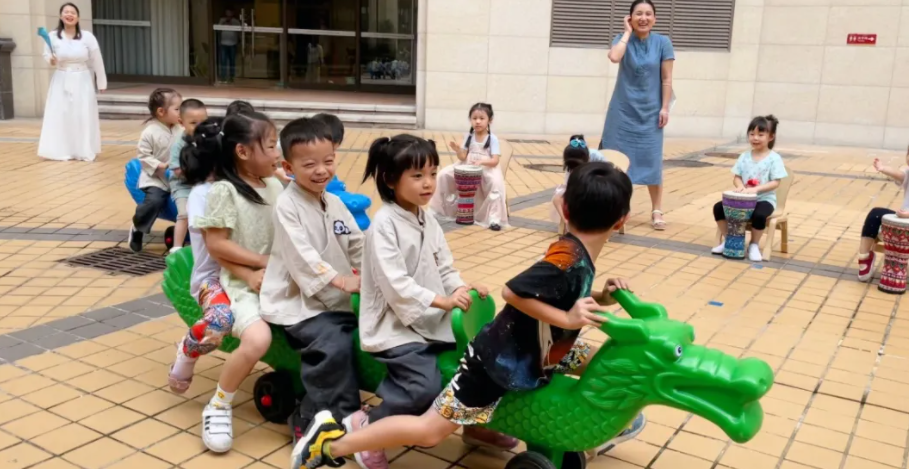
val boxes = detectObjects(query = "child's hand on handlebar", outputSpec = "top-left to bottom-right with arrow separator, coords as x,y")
605,278 -> 631,294
332,274 -> 360,293
439,289 -> 471,312
468,283 -> 488,299
566,297 -> 606,330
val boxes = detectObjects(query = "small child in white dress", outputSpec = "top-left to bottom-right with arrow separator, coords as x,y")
429,103 -> 508,231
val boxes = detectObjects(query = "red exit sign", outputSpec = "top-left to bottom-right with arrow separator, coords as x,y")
847,34 -> 877,45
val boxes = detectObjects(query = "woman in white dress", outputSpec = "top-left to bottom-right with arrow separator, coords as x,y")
38,3 -> 107,162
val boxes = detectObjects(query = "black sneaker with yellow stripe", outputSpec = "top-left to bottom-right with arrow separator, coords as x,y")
290,410 -> 347,469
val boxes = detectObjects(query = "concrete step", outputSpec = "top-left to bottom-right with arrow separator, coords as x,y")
98,94 -> 417,128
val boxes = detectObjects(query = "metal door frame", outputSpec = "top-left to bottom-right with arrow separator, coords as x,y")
206,0 -> 416,94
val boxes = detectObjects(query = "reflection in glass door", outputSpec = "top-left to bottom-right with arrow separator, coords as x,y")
213,0 -> 283,86
286,0 -> 358,87
360,0 -> 414,86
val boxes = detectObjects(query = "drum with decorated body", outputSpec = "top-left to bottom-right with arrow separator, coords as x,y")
722,191 -> 758,259
880,214 -> 909,294
454,165 -> 483,225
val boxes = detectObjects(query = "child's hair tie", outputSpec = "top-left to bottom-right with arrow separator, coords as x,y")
569,138 -> 587,149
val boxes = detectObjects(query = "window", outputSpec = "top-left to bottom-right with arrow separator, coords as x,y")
550,0 -> 735,51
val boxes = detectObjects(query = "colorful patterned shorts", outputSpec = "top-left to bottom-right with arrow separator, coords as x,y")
433,340 -> 591,425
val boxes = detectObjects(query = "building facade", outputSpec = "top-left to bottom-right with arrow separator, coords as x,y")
2,0 -> 908,149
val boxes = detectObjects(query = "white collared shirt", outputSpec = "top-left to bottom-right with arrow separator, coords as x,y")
358,203 -> 466,352
260,183 -> 364,325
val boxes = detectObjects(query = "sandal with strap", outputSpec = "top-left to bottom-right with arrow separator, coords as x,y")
651,210 -> 666,231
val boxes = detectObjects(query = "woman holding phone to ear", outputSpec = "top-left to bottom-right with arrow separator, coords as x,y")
600,0 -> 674,230
38,2 -> 107,162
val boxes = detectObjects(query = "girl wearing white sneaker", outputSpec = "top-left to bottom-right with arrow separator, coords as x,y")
711,115 -> 787,263
192,111 -> 283,453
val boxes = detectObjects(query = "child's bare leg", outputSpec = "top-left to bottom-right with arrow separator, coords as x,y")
218,320 -> 271,393
203,319 -> 271,453
716,220 -> 728,236
750,228 -> 764,246
859,237 -> 875,255
330,409 -> 458,457
174,218 -> 189,249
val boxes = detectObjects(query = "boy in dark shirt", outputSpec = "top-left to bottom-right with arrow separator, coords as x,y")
292,162 -> 643,468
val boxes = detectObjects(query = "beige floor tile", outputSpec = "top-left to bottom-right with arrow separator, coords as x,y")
0,430 -> 20,451
14,353 -> 70,372
27,458 -> 82,469
79,406 -> 146,434
652,449 -> 713,469
111,419 -> 180,449
0,374 -> 56,396
65,369 -> 126,392
122,389 -> 185,416
1,411 -> 69,439
62,437 -> 136,469
847,437 -> 904,468
0,365 -> 28,383
145,432 -> 207,465
103,452 -> 172,469
154,399 -> 206,429
30,423 -> 103,454
231,426 -> 291,459
48,395 -> 115,421
785,441 -> 843,469
794,423 -> 849,452
39,361 -> 96,381
0,443 -> 53,469
55,341 -> 107,359
181,450 -> 255,469
19,384 -> 83,409
94,380 -> 156,404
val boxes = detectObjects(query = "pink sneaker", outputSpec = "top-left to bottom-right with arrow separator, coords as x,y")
462,426 -> 519,451
858,251 -> 875,282
343,410 -> 389,469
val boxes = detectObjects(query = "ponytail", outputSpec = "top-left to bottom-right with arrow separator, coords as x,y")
180,117 -> 224,186
563,134 -> 591,172
364,134 -> 440,203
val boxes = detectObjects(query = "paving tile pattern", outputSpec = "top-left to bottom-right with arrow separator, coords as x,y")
0,120 -> 908,468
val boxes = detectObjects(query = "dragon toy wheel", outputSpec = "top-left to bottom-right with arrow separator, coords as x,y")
164,226 -> 175,250
562,452 -> 587,469
253,371 -> 296,423
505,452 -> 557,469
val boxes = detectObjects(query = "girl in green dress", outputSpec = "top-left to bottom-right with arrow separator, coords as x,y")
193,111 -> 284,453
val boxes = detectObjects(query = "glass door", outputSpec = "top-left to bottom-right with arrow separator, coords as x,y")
286,0 -> 358,88
212,0 -> 283,86
360,0 -> 415,86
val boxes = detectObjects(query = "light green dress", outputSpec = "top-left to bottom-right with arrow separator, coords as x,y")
196,177 -> 284,337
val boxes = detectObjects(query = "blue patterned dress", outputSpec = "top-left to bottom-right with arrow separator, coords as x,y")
600,32 -> 674,186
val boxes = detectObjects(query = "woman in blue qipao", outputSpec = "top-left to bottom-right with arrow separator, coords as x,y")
600,0 -> 674,230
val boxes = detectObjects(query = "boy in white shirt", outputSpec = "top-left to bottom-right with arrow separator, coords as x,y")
259,118 -> 364,444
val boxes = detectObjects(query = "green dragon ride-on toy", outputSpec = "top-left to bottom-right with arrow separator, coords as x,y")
162,249 -> 774,469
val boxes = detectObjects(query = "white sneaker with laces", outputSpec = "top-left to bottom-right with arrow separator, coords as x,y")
748,243 -> 763,262
202,404 -> 233,453
711,243 -> 725,255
